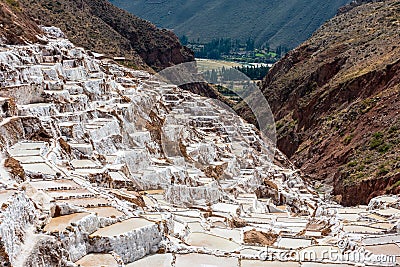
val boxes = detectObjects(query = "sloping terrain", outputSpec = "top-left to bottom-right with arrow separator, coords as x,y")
1,26 -> 399,267
0,0 -> 42,44
110,0 -> 349,49
243,0 -> 400,206
16,0 -> 194,71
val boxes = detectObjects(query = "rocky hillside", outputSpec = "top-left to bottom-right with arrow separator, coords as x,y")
0,0 -> 42,44
111,0 -> 349,49
246,0 -> 400,206
15,0 -> 194,71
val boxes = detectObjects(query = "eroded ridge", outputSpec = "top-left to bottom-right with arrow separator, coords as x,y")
0,27 -> 399,266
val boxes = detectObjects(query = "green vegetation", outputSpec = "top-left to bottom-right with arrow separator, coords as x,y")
388,125 -> 398,134
234,65 -> 270,80
369,131 -> 393,153
369,132 -> 384,149
347,161 -> 358,167
188,37 -> 285,63
342,134 -> 354,145
5,0 -> 19,7
378,164 -> 389,176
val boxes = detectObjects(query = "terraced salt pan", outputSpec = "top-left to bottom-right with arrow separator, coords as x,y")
370,222 -> 396,230
175,253 -> 238,267
365,243 -> 400,255
71,159 -> 101,169
75,253 -> 118,267
209,228 -> 242,243
374,208 -> 400,217
185,232 -> 241,251
22,162 -> 57,175
343,225 -> 384,234
241,260 -> 300,267
44,212 -> 89,232
59,197 -> 110,207
109,171 -> 128,181
362,234 -> 400,245
374,196 -> 398,204
0,190 -> 15,203
336,213 -> 359,221
12,156 -> 44,163
90,218 -> 154,237
126,253 -> 173,267
86,207 -> 124,218
298,246 -> 341,260
364,213 -> 387,221
9,142 -> 46,151
187,222 -> 204,232
47,189 -> 93,199
301,263 -> 354,267
9,148 -> 42,157
140,214 -> 163,221
276,237 -> 312,249
337,207 -> 367,214
74,168 -> 106,175
29,179 -> 79,190
174,215 -> 201,223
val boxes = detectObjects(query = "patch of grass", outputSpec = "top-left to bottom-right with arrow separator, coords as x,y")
378,143 -> 391,153
356,164 -> 365,171
391,179 -> 400,189
276,121 -> 284,131
343,134 -> 354,145
377,164 -> 389,176
5,0 -> 19,7
388,125 -> 398,134
347,161 -> 358,167
369,131 -> 384,149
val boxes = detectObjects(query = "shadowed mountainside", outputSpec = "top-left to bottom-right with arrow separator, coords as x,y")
110,0 -> 350,49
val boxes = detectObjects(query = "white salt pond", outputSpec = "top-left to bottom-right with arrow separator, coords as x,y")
241,260 -> 300,267
0,190 -> 15,203
126,253 -> 173,267
86,206 -> 124,218
30,179 -> 79,190
44,212 -> 89,232
343,225 -> 383,234
175,253 -> 238,267
365,243 -> 400,255
185,232 -> 241,251
47,188 -> 93,199
276,237 -> 312,249
90,218 -> 154,237
71,159 -> 101,169
13,156 -> 44,163
75,253 -> 118,267
301,263 -> 354,267
22,162 -> 57,175
59,197 -> 110,207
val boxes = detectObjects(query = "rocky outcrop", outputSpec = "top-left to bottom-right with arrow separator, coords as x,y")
241,0 -> 400,205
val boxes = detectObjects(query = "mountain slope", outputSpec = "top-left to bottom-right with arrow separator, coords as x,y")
17,0 -> 194,71
0,0 -> 42,45
240,0 -> 400,205
110,0 -> 350,49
